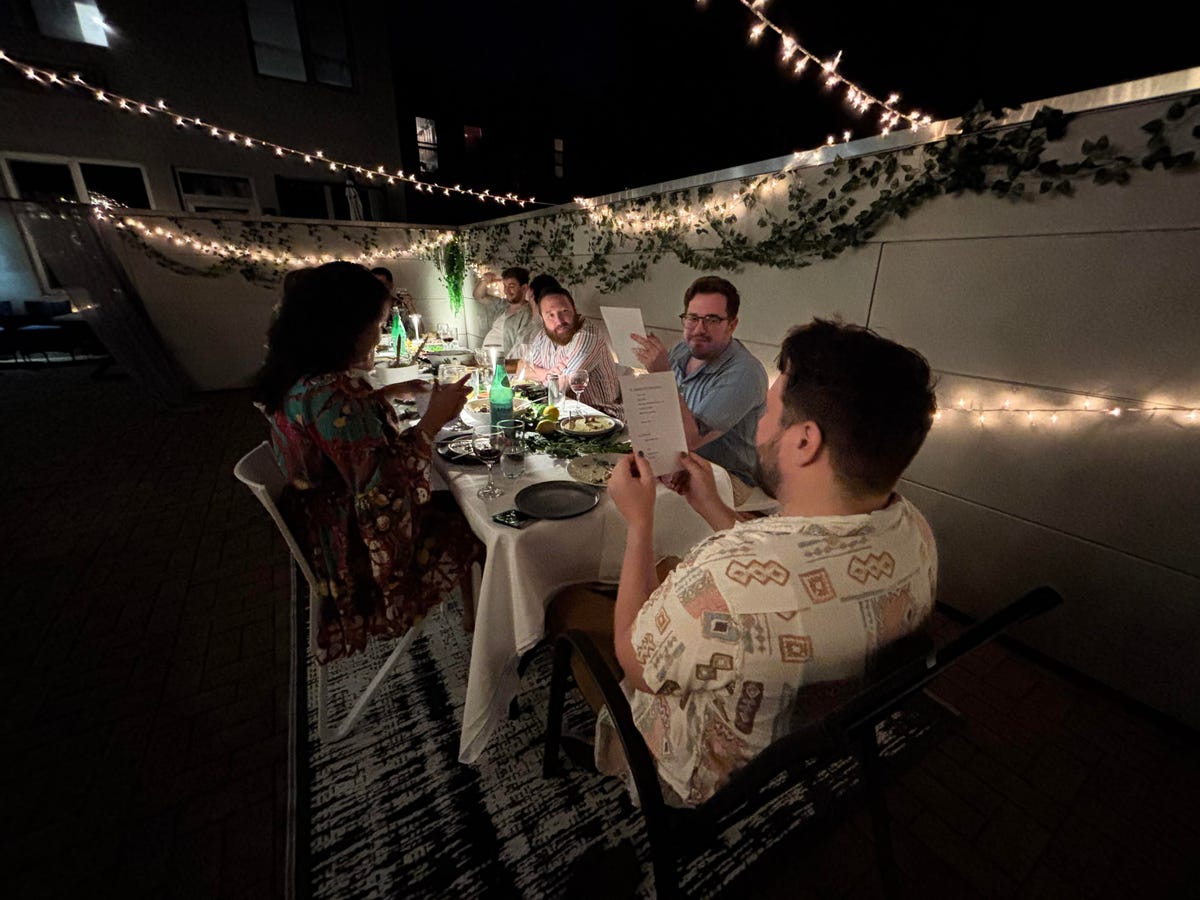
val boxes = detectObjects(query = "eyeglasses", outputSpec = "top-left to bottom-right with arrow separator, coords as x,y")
679,313 -> 729,327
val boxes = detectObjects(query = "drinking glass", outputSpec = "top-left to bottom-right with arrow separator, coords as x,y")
473,426 -> 504,499
497,419 -> 525,479
438,322 -> 458,346
438,363 -> 466,386
567,368 -> 590,417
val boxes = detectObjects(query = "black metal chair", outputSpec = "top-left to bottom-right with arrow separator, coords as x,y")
543,585 -> 1063,899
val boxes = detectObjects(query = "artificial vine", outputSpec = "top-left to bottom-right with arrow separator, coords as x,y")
466,95 -> 1200,291
109,95 -> 1199,293
435,235 -> 469,314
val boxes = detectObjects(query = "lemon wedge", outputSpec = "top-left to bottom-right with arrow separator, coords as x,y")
543,405 -> 560,421
535,419 -> 558,436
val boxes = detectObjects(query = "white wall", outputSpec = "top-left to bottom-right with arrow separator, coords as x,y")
467,87 -> 1200,727
102,216 -> 451,390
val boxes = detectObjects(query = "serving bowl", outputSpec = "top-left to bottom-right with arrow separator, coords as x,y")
460,396 -> 533,427
556,414 -> 622,440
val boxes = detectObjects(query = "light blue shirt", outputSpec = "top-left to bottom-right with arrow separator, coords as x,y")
669,338 -> 767,487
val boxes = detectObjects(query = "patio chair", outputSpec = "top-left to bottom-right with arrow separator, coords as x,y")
542,585 -> 1063,899
235,441 -> 438,742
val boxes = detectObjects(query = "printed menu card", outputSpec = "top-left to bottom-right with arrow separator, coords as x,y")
600,306 -> 648,369
618,370 -> 687,475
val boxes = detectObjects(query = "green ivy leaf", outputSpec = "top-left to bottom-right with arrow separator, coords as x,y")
1055,181 -> 1073,196
1141,119 -> 1165,134
1166,102 -> 1187,120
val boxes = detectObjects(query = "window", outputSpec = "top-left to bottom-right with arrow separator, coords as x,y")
1,154 -> 152,208
464,126 -> 483,154
30,0 -> 111,48
275,176 -> 385,221
416,117 -> 438,175
175,170 -> 259,214
245,0 -> 353,88
554,137 -> 564,179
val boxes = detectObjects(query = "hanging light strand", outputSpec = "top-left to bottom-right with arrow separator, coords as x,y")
728,0 -> 933,144
933,395 -> 1199,427
0,50 -> 542,208
91,204 -> 455,267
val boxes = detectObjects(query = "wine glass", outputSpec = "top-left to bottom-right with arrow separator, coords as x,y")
473,425 -> 504,499
567,368 -> 590,417
438,321 -> 458,346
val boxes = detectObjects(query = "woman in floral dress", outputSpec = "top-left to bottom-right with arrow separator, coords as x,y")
254,262 -> 480,664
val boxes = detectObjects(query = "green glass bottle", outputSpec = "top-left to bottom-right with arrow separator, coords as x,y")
390,308 -> 403,356
489,362 -> 513,428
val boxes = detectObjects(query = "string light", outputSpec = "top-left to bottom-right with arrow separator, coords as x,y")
92,204 -> 455,269
930,393 -> 1199,428
0,50 -> 541,209
727,0 -> 933,144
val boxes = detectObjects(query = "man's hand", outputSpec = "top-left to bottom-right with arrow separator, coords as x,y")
608,452 -> 658,527
630,332 -> 670,373
676,452 -> 736,531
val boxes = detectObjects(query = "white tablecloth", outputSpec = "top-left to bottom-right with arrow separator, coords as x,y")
433,420 -> 733,763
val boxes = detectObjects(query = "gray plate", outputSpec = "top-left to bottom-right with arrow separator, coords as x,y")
514,481 -> 600,519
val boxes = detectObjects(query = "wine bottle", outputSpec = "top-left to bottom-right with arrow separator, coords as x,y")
490,362 -> 513,428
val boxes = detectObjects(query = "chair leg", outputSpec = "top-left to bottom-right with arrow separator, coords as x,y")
542,639 -> 572,776
860,727 -> 902,899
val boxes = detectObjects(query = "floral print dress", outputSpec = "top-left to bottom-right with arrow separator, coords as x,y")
267,371 -> 480,664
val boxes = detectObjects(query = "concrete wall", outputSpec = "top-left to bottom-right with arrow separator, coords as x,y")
467,83 -> 1200,727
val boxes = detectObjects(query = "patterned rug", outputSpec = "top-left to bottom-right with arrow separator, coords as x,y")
297,593 -> 956,899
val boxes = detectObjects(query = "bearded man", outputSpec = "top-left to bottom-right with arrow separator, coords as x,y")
631,276 -> 767,501
521,287 -> 621,416
549,318 -> 939,806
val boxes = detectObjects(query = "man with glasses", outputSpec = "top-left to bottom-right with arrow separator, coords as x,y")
631,275 -> 767,503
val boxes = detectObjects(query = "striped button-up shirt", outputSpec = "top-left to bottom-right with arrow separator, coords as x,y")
526,318 -> 621,414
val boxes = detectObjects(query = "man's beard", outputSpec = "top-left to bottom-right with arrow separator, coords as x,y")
545,320 -> 581,347
753,433 -> 781,499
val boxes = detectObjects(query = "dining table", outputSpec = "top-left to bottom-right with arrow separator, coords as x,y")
427,399 -> 732,766
369,359 -> 734,762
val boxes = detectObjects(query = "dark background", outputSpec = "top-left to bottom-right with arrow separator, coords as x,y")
389,0 -> 1198,221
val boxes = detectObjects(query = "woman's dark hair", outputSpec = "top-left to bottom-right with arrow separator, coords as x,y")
254,261 -> 389,412
776,319 -> 937,496
529,273 -> 564,301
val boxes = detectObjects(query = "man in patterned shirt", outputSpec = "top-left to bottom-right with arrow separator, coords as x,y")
595,318 -> 939,805
520,286 -> 622,416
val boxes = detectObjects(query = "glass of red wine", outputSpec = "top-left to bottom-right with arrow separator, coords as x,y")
473,425 -> 504,499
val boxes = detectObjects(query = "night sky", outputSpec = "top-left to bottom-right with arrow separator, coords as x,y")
396,0 -> 1198,200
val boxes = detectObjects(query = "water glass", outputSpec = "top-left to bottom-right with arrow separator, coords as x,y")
438,363 -> 466,385
497,419 -> 525,479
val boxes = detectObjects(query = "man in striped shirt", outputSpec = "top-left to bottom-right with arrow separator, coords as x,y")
521,287 -> 622,417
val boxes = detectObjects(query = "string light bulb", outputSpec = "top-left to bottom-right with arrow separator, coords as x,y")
0,51 -> 540,209
728,0 -> 931,139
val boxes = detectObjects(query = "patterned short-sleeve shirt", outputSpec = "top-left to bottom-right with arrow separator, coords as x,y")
596,495 -> 937,805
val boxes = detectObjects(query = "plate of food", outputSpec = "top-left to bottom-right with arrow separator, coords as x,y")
460,396 -> 533,427
434,435 -> 482,465
566,453 -> 623,487
556,414 -> 622,440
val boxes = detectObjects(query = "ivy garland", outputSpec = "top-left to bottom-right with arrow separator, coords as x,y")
461,97 -> 1200,293
110,96 -> 1198,294
109,218 -> 447,288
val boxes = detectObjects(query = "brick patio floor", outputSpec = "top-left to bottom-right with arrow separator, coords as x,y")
4,362 -> 1197,899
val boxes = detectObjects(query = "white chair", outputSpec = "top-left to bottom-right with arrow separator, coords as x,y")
234,442 -> 425,743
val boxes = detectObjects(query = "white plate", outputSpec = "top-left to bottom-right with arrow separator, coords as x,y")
566,453 -> 624,487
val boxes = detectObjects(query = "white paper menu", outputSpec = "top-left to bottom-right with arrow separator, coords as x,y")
619,370 -> 687,475
600,306 -> 648,369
